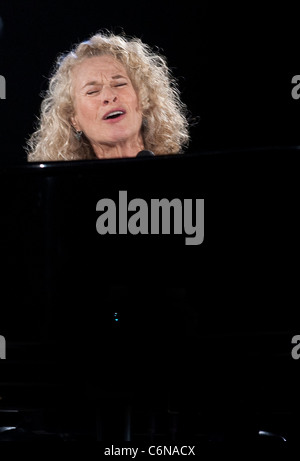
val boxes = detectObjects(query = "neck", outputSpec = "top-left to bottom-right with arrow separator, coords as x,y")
92,136 -> 145,159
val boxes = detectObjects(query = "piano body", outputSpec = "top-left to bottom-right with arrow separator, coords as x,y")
0,147 -> 299,442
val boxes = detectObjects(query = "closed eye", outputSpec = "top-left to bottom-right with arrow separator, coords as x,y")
87,83 -> 126,95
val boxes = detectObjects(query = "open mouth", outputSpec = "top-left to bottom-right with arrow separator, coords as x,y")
103,110 -> 125,120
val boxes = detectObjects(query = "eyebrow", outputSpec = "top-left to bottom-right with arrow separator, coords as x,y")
112,74 -> 127,80
81,75 -> 128,89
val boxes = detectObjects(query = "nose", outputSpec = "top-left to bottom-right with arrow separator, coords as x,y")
101,85 -> 117,105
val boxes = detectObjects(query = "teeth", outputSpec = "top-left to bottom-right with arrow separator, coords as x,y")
105,111 -> 124,119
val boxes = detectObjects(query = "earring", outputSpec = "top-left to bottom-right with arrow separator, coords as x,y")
75,130 -> 83,140
142,117 -> 148,129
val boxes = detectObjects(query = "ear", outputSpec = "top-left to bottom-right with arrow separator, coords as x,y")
70,115 -> 80,131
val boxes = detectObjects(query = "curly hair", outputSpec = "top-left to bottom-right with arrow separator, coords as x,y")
26,31 -> 190,161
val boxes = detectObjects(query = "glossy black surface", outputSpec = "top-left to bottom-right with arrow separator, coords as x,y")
0,148 -> 299,442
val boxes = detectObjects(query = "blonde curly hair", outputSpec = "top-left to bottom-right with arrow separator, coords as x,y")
26,31 -> 190,161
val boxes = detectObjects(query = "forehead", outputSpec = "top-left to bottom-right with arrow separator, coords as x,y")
72,55 -> 128,84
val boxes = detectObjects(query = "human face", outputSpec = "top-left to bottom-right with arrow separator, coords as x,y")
71,55 -> 144,158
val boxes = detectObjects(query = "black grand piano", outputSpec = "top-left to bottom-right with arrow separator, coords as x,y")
0,147 -> 299,443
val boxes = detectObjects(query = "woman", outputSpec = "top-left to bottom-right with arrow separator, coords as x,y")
26,31 -> 190,161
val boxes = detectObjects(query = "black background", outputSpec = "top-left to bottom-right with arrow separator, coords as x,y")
0,0 -> 300,162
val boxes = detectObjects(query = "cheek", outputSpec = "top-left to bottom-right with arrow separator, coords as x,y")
134,101 -> 143,124
126,88 -> 141,112
76,99 -> 98,122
